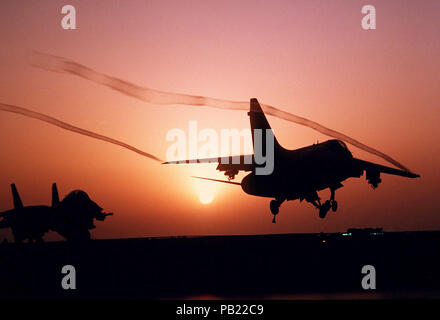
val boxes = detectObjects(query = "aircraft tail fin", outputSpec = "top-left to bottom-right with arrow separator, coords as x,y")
11,184 -> 23,209
248,98 -> 283,153
52,183 -> 60,207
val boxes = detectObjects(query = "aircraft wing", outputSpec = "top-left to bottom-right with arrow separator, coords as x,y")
353,158 -> 420,178
163,154 -> 254,172
191,176 -> 241,185
0,209 -> 14,219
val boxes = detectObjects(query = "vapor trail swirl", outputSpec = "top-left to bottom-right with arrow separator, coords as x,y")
0,102 -> 163,162
31,52 -> 412,173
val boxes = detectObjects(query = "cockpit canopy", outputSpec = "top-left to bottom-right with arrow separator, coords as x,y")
61,190 -> 101,210
336,140 -> 348,150
326,139 -> 351,157
64,190 -> 90,202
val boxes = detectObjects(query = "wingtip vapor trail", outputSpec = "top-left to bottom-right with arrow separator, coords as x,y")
29,51 -> 415,174
0,102 -> 163,163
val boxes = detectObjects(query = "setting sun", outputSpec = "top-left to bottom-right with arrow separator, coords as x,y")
0,0 -> 438,241
199,191 -> 214,204
188,165 -> 220,205
196,181 -> 217,204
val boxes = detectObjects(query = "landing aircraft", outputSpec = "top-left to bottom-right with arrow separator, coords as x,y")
164,98 -> 420,223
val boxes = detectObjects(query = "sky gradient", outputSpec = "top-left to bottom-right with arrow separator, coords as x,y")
0,0 -> 439,241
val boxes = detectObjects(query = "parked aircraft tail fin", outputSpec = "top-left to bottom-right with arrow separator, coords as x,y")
52,183 -> 60,207
11,184 -> 23,209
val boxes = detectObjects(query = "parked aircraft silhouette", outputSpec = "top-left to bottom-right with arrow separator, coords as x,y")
164,98 -> 420,223
0,183 -> 112,242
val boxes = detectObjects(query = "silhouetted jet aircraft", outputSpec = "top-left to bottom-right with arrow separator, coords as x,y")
164,98 -> 420,223
0,183 -> 112,242
0,184 -> 57,243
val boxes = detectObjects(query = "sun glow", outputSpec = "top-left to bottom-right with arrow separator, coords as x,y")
187,165 -> 220,205
196,180 -> 217,204
199,190 -> 214,204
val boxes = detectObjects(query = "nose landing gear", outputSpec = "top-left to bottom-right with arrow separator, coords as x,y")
331,199 -> 338,212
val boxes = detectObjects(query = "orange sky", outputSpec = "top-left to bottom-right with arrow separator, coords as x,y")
1,0 -> 439,241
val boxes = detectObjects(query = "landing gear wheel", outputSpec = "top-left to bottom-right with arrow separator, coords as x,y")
270,200 -> 279,215
319,200 -> 331,219
331,200 -> 338,212
270,200 -> 279,223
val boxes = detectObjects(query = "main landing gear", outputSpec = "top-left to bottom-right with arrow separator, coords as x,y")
308,188 -> 338,219
269,187 -> 340,222
270,198 -> 284,223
